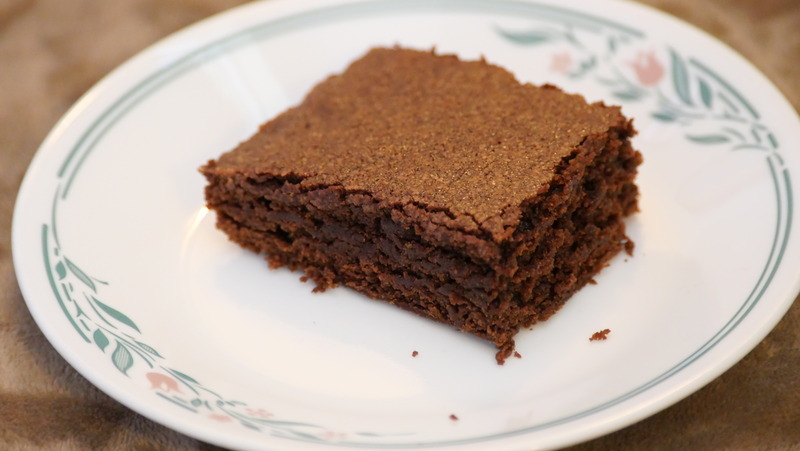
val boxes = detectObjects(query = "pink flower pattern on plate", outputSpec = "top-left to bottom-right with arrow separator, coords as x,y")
209,413 -> 232,422
146,372 -> 182,393
319,430 -> 347,440
628,50 -> 664,86
245,408 -> 274,418
550,51 -> 573,74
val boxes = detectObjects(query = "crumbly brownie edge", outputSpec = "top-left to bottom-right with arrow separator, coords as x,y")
486,121 -> 641,362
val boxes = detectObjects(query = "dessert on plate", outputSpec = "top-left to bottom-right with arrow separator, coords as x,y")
201,46 -> 642,363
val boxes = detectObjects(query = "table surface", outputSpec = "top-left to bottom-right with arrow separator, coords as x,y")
1,0 -> 798,449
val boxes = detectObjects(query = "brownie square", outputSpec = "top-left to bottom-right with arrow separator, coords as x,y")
201,47 -> 641,363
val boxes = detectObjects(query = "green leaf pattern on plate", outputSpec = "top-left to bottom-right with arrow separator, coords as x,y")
92,329 -> 109,351
92,297 -> 140,332
497,21 -> 779,154
111,341 -> 135,375
42,222 -> 339,438
669,48 -> 693,106
64,257 -> 97,292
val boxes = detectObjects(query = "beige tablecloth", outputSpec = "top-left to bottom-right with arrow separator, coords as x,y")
2,0 -> 798,449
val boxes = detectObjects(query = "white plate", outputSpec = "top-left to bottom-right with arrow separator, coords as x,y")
12,0 -> 800,449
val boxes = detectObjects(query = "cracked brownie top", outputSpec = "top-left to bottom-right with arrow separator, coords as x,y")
209,46 -> 629,237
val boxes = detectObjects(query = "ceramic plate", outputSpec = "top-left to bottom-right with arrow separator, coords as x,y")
12,0 -> 800,449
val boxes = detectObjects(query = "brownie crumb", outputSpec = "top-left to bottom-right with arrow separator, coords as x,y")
624,239 -> 635,256
449,414 -> 459,421
513,351 -> 522,359
590,329 -> 611,341
588,278 -> 597,285
412,350 -> 419,357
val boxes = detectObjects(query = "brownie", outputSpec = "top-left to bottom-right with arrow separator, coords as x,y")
200,47 -> 642,363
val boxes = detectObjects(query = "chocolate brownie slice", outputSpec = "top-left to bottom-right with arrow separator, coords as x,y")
201,47 -> 642,363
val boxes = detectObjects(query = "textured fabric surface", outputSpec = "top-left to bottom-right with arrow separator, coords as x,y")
1,0 -> 798,449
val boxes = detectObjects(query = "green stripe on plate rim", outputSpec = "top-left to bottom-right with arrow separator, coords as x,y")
39,0 -> 792,447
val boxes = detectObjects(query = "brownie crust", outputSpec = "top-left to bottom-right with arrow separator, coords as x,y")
201,47 -> 642,363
